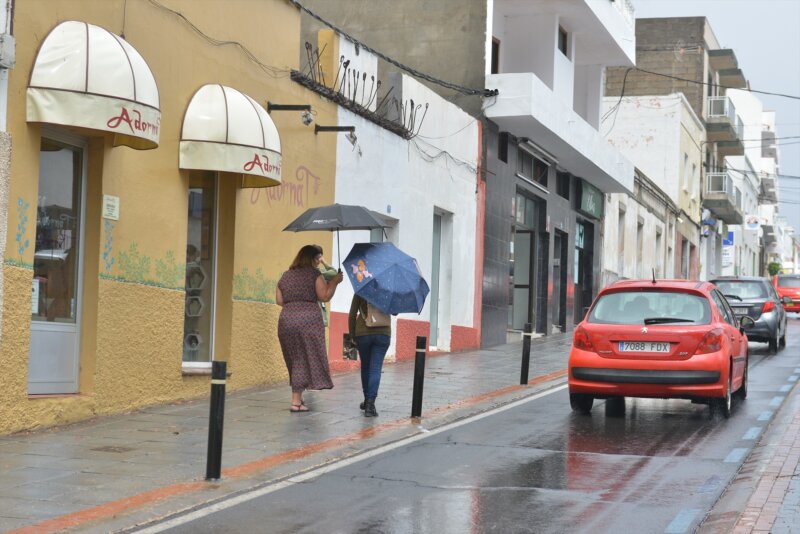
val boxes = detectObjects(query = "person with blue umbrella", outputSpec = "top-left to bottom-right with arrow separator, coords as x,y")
344,242 -> 430,417
347,294 -> 391,417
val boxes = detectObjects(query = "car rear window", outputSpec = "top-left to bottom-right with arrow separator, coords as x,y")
713,280 -> 768,299
587,290 -> 711,325
778,276 -> 800,288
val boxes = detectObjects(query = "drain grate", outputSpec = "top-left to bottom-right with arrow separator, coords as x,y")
90,445 -> 134,453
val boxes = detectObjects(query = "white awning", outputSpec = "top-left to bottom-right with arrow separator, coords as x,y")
26,21 -> 161,150
180,84 -> 282,188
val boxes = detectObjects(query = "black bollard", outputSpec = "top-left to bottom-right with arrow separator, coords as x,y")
520,322 -> 532,385
205,360 -> 227,481
411,336 -> 427,418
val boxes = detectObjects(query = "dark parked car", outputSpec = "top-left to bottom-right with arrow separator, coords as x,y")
710,276 -> 789,352
773,274 -> 800,313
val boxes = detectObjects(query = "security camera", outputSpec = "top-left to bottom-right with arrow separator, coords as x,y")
301,110 -> 314,126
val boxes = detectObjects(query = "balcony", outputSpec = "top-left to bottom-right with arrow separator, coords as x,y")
706,96 -> 743,142
706,97 -> 744,157
485,72 -> 633,193
708,49 -> 739,72
704,171 -> 743,224
760,175 -> 778,204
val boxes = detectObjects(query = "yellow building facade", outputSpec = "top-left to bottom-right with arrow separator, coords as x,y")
1,0 -> 337,434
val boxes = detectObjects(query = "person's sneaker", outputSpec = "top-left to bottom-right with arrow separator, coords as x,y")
364,400 -> 378,417
359,401 -> 365,410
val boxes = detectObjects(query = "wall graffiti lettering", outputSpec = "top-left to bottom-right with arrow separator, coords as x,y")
250,165 -> 321,207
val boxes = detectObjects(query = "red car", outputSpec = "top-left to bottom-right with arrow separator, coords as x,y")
773,274 -> 800,313
568,280 -> 754,418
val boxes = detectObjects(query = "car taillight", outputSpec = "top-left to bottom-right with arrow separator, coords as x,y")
695,328 -> 724,355
573,326 -> 595,352
762,300 -> 775,314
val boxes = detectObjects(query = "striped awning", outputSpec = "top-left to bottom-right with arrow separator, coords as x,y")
179,84 -> 282,188
27,21 -> 160,150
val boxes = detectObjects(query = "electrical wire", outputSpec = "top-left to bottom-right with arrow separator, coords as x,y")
602,67 -> 633,136
147,0 -> 291,79
288,0 -> 498,98
632,67 -> 800,101
411,138 -> 478,176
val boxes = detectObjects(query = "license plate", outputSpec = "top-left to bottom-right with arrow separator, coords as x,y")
733,309 -> 749,316
618,341 -> 671,353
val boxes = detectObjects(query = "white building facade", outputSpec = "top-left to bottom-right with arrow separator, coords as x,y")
322,37 -> 481,360
601,169 -> 679,287
602,93 -> 704,280
722,89 -> 766,276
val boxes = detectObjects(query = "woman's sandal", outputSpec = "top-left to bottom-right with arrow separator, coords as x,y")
289,404 -> 309,413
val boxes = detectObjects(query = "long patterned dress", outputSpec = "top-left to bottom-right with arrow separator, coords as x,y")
277,267 -> 333,392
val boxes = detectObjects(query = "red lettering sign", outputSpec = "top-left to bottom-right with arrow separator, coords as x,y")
243,153 -> 282,176
107,107 -> 159,136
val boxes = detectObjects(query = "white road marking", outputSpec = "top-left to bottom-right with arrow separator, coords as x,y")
724,448 -> 749,463
780,384 -> 792,392
758,411 -> 773,421
788,375 -> 798,382
742,427 -> 761,440
664,509 -> 700,533
132,383 -> 569,533
770,396 -> 785,407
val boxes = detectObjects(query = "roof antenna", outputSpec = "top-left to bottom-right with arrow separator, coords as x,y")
652,268 -> 657,285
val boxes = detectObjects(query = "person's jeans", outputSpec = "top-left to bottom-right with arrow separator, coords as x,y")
355,334 -> 390,401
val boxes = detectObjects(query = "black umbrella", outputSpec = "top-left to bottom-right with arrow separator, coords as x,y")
283,203 -> 388,267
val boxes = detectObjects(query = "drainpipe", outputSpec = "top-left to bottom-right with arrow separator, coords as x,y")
0,0 -> 14,130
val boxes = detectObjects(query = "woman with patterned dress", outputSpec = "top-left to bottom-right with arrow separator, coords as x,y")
276,245 -> 343,412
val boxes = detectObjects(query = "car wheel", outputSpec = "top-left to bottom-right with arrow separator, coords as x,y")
711,368 -> 732,419
780,329 -> 787,349
769,335 -> 778,353
570,393 -> 593,414
735,355 -> 748,400
605,396 -> 626,417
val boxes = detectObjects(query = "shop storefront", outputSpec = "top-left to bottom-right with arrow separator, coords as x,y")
482,127 -> 604,345
1,2 -> 338,434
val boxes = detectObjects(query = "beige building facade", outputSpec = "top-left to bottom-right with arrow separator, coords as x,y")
1,0 -> 340,434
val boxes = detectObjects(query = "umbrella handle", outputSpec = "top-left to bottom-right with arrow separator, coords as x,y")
337,229 -> 342,271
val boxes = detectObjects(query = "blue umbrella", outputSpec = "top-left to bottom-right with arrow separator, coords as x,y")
343,242 -> 430,315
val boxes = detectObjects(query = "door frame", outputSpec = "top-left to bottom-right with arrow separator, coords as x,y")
29,128 -> 88,394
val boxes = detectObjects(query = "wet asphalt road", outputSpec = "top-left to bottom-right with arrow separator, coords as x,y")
150,324 -> 800,534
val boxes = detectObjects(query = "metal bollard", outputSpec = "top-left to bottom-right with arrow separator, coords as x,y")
411,336 -> 427,418
520,322 -> 532,385
205,360 -> 227,481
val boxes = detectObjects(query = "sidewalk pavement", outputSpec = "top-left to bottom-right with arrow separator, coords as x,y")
4,331 -> 800,534
0,334 -> 572,533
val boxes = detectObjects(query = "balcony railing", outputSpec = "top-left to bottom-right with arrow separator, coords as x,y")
706,171 -> 742,210
735,115 -> 744,140
707,96 -> 737,124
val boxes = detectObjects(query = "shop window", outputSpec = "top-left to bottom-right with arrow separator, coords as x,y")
183,171 -> 217,364
515,193 -> 537,228
32,139 -> 83,324
517,150 -> 548,188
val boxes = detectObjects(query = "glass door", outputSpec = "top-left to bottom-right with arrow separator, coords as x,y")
29,137 -> 86,394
